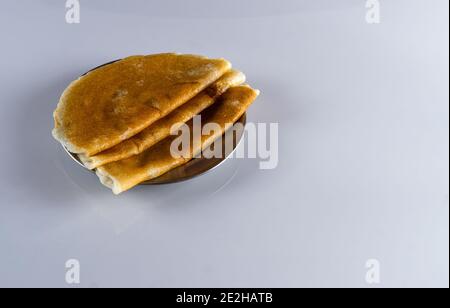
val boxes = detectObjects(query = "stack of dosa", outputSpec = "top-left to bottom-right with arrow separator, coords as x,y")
52,53 -> 259,194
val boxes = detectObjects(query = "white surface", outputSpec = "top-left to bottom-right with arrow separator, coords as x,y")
0,0 -> 448,288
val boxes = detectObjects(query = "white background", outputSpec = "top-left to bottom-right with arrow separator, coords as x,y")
0,0 -> 448,288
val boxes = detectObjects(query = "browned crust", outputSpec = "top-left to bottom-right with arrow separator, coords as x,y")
53,53 -> 231,156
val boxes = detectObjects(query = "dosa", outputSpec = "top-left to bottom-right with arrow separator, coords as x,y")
79,69 -> 245,169
96,85 -> 259,194
53,53 -> 231,156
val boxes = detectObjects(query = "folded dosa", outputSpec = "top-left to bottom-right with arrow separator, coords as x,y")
53,53 -> 231,156
96,85 -> 260,194
79,69 -> 246,169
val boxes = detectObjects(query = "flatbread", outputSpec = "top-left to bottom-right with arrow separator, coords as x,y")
96,85 -> 260,194
78,69 -> 245,169
53,53 -> 231,156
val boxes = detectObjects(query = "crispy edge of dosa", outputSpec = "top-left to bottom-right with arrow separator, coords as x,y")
96,85 -> 260,194
78,69 -> 246,169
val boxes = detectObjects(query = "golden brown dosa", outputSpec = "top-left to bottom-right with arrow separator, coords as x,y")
78,69 -> 245,169
53,53 -> 231,156
96,85 -> 260,194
